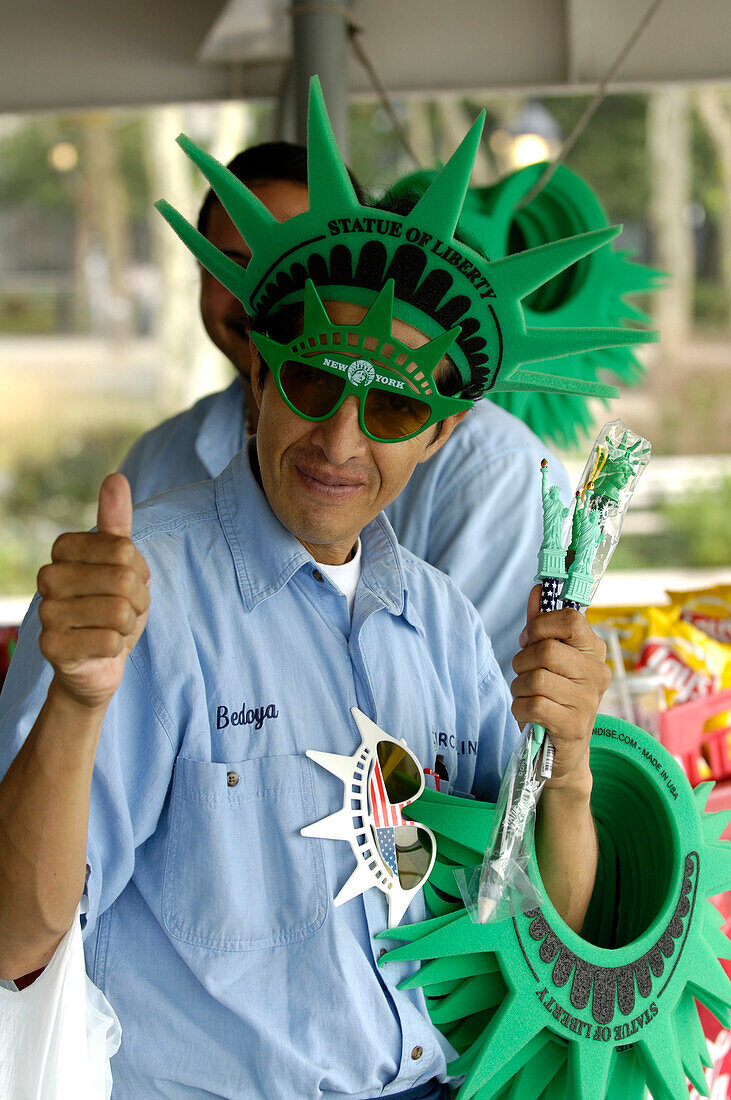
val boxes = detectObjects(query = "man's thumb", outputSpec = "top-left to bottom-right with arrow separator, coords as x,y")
518,583 -> 543,647
97,473 -> 133,537
526,582 -> 542,623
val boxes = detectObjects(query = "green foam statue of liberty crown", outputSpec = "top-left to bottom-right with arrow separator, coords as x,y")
392,162 -> 665,444
155,75 -> 657,397
378,715 -> 731,1099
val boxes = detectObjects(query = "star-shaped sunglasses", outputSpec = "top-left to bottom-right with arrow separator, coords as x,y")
302,709 -> 437,927
252,339 -> 474,443
250,281 -> 473,444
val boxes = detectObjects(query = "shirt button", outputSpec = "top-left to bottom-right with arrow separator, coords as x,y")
411,1046 -> 423,1061
227,771 -> 240,787
312,569 -> 324,582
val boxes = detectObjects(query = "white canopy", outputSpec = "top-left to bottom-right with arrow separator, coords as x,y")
1,0 -> 730,116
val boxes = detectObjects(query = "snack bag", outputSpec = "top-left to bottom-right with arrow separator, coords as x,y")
635,606 -> 730,709
666,584 -> 731,646
587,604 -> 651,672
665,586 -> 731,734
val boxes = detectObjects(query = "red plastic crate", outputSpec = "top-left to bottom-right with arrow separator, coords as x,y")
659,692 -> 731,1096
659,689 -> 731,792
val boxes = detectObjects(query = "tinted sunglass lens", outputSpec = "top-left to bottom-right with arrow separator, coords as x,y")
376,741 -> 422,804
280,360 -> 345,419
364,388 -> 431,440
394,825 -> 433,889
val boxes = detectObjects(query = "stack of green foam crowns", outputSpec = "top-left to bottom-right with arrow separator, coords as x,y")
390,162 -> 664,448
376,713 -> 731,1099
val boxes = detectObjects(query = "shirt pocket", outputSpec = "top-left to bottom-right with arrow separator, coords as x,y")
161,754 -> 328,952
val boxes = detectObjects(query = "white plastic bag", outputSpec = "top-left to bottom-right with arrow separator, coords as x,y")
0,906 -> 121,1099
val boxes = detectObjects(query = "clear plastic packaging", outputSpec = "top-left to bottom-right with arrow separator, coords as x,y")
571,419 -> 652,600
465,419 -> 652,923
455,733 -> 545,922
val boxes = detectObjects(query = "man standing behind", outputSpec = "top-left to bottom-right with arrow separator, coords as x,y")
120,141 -> 570,680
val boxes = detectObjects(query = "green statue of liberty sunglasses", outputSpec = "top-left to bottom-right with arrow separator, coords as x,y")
250,281 -> 474,444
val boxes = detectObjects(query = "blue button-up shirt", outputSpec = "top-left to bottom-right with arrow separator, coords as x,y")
0,444 -> 520,1099
119,382 -> 571,681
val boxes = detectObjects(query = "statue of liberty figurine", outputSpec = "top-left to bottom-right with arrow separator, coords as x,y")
535,459 -> 569,584
563,491 -> 606,607
592,431 -> 646,507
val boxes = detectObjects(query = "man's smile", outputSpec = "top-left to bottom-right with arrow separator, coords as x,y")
293,461 -> 366,500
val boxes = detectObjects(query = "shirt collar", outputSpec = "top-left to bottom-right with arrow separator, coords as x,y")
215,440 -> 423,634
195,379 -> 247,479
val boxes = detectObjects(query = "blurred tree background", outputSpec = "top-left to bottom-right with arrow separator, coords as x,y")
1,89 -> 730,597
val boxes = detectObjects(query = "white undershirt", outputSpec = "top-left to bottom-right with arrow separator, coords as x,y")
316,540 -> 362,618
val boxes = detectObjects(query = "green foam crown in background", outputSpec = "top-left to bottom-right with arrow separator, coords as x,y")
391,162 -> 665,446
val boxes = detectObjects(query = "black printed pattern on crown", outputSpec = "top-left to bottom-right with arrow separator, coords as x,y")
524,853 -> 698,1026
253,241 -> 491,382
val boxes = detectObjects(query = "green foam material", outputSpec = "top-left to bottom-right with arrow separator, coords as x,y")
448,1010 -> 498,1058
380,714 -> 731,1099
156,77 -> 656,400
398,951 -> 499,991
503,1037 -> 565,1099
427,857 -> 469,898
423,976 -> 464,998
251,280 -> 473,436
428,972 -> 507,1024
392,161 -> 665,445
424,880 -> 461,917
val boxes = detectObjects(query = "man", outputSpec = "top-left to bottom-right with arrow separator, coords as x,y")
0,86 -> 624,1098
119,142 -> 571,681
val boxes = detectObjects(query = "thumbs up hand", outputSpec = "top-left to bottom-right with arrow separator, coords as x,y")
37,474 -> 150,711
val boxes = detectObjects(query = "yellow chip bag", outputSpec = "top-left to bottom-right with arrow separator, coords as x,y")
635,605 -> 730,709
586,605 -> 652,672
666,584 -> 731,646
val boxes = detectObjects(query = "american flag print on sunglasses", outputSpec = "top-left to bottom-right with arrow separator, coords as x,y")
370,753 -> 417,876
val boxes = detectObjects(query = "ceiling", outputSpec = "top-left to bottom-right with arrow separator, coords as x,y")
1,0 -> 730,115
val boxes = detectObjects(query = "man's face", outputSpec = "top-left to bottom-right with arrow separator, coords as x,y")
199,179 -> 309,379
251,301 -> 468,565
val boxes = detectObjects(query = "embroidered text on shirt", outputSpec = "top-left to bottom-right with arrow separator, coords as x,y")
216,702 -> 279,731
431,729 -> 478,755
